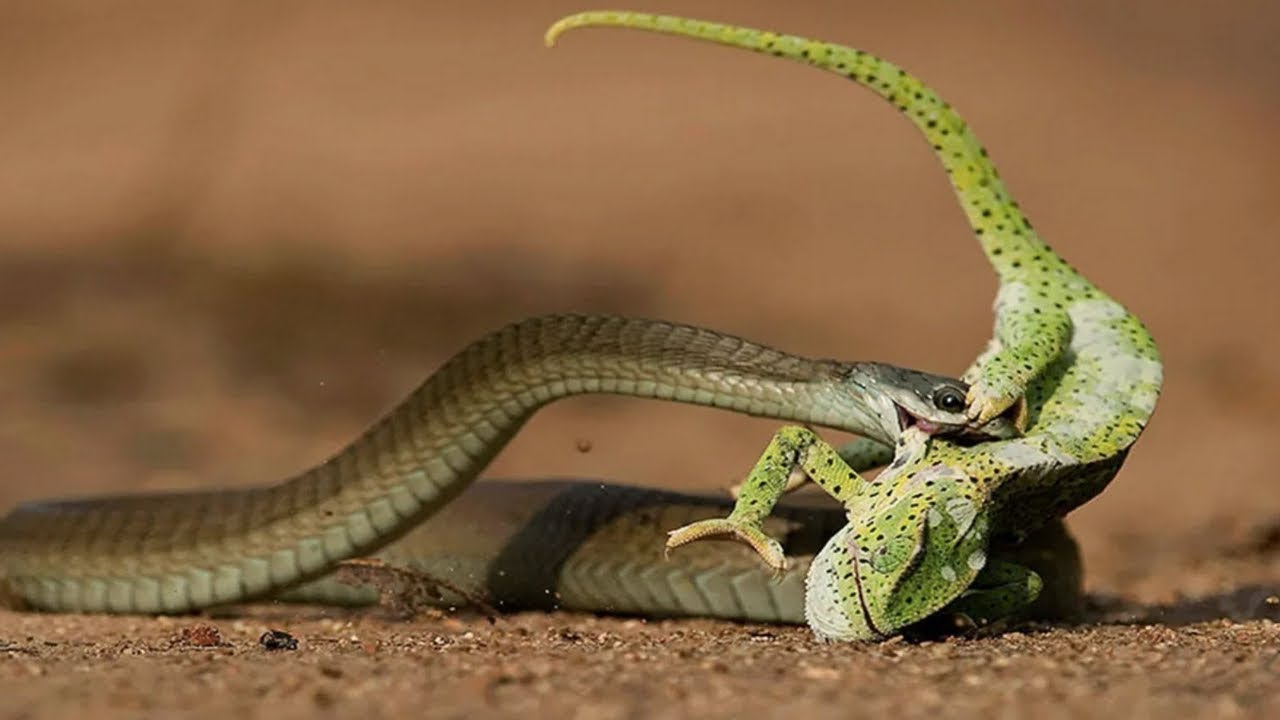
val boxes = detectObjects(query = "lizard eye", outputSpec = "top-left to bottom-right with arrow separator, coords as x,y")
932,386 -> 967,413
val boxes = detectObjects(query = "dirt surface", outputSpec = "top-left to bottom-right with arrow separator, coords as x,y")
2,1 -> 1279,718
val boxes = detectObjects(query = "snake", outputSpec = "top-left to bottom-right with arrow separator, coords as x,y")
0,314 -> 1013,616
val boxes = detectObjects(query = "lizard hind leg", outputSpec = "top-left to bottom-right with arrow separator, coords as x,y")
667,426 -> 870,572
938,559 -> 1043,631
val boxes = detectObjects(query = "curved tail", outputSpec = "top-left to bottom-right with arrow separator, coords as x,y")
546,11 -> 1077,284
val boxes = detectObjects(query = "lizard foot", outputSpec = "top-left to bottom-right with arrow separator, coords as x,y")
666,517 -> 788,572
964,378 -> 1029,432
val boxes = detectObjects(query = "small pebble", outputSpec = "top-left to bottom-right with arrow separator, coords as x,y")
177,623 -> 224,647
259,629 -> 299,651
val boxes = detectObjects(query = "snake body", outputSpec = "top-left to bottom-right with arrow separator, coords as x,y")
283,480 -> 845,623
283,479 -> 1081,627
1,314 -> 936,614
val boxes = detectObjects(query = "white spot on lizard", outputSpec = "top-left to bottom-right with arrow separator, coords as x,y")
927,507 -> 945,529
967,550 -> 987,571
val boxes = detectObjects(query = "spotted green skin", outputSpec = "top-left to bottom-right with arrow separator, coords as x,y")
547,11 -> 1164,641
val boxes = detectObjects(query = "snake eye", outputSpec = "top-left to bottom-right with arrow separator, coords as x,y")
932,386 -> 967,413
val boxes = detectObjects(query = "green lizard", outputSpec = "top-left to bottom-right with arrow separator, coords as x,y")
546,11 -> 1164,641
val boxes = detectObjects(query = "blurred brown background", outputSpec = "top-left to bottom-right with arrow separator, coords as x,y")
0,0 -> 1277,603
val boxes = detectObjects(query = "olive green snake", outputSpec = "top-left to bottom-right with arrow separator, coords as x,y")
1,314 -> 997,618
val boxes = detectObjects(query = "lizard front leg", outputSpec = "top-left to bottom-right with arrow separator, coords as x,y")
965,281 -> 1071,427
668,426 -> 866,570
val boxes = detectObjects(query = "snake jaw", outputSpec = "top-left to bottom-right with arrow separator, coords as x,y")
896,403 -> 1020,443
895,404 -> 942,436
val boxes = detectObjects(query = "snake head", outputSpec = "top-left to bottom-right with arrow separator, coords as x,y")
804,467 -> 991,642
844,362 -> 1022,443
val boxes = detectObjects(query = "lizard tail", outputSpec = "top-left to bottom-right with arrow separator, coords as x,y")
545,11 -> 1076,284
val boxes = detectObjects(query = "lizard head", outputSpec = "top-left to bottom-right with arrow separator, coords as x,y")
804,464 -> 992,642
843,362 -> 1021,443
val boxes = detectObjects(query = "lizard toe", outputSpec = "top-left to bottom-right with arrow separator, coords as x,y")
666,518 -> 788,571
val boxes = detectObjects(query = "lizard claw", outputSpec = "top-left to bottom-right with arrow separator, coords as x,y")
666,517 -> 788,572
964,379 -> 1029,433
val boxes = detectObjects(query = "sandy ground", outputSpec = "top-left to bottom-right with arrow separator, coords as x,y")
1,1 -> 1279,717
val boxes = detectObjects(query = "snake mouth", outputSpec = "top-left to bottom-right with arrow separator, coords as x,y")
895,403 -> 1020,443
896,404 -> 943,436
